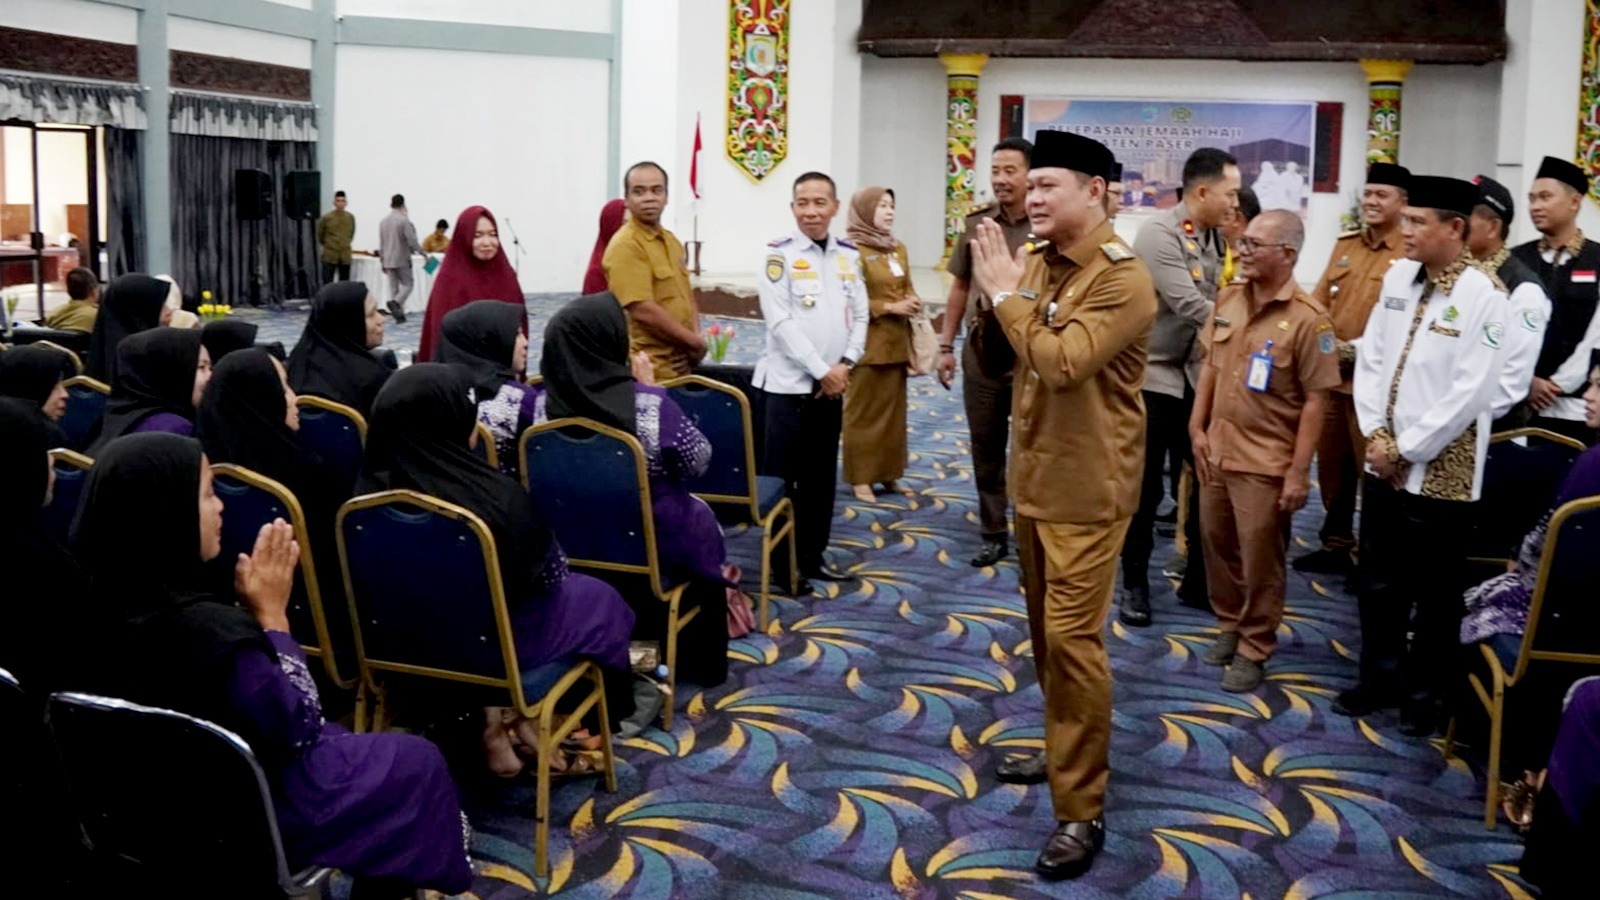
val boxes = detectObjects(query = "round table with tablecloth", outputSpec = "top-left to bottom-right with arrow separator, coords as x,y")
348,253 -> 436,316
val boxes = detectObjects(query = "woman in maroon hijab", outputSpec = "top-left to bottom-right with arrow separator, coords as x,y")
582,199 -> 627,294
417,206 -> 523,362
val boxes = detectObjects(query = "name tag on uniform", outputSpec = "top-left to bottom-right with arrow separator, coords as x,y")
1573,270 -> 1597,283
1383,294 -> 1407,310
887,257 -> 905,278
1246,340 -> 1274,392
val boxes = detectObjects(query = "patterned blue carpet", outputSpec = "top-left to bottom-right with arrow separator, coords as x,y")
249,296 -> 1534,898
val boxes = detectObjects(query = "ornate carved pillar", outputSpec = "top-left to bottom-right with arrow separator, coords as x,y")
1360,58 -> 1413,166
939,53 -> 987,266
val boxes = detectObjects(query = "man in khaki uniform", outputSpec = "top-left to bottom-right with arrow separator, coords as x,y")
970,129 -> 1156,881
604,161 -> 703,382
316,190 -> 355,284
1294,163 -> 1409,575
1190,210 -> 1338,693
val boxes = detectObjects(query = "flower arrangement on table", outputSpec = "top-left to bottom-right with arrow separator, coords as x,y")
705,322 -> 737,364
197,290 -> 232,321
3,295 -> 17,336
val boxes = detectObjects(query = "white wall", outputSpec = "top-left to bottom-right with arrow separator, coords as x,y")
335,0 -> 610,33
2,127 -> 96,241
1498,0 -> 1600,244
858,56 -> 946,270
657,0 -> 864,276
617,0 -> 680,201
333,45 -> 610,293
168,16 -> 313,68
0,0 -> 137,43
1399,64 -> 1502,182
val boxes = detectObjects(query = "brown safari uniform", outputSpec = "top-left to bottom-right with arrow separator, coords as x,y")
1197,284 -> 1340,662
1307,226 -> 1405,552
604,219 -> 698,381
995,219 -> 1156,822
842,241 -> 913,485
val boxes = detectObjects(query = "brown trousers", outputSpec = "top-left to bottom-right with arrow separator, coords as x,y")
1199,471 -> 1292,662
1313,391 -> 1366,551
1016,514 -> 1130,822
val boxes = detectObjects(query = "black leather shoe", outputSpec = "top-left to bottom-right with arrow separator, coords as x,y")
803,565 -> 853,582
1036,818 -> 1105,881
995,751 -> 1047,785
1119,586 -> 1152,627
1399,700 -> 1439,737
1292,547 -> 1354,575
385,300 -> 408,323
1331,685 -> 1400,717
971,538 -> 1008,567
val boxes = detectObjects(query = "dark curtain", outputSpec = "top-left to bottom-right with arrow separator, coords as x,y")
104,126 -> 145,277
169,135 -> 319,308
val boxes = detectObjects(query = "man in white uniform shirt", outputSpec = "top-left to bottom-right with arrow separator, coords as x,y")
754,171 -> 869,596
1334,175 -> 1508,738
1468,175 -> 1550,428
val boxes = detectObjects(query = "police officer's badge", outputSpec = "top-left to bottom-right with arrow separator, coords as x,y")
766,255 -> 784,282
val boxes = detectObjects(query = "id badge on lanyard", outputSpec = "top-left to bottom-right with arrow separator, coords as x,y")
887,256 -> 905,278
1246,340 -> 1274,392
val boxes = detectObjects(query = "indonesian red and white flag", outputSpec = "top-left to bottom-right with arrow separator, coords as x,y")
690,114 -> 703,205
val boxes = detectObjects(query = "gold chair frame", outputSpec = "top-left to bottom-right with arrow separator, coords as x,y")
211,464 -> 366,730
660,374 -> 797,629
473,420 -> 500,471
293,395 -> 368,441
1467,428 -> 1589,569
1444,495 -> 1600,828
61,374 -> 109,396
519,418 -> 696,729
33,340 -> 84,374
335,489 -> 615,878
48,448 -> 93,470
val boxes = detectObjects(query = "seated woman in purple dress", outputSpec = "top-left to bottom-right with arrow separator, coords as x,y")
1520,676 -> 1600,896
357,364 -> 636,776
537,292 -> 731,686
437,299 -> 539,476
89,327 -> 212,454
1460,349 -> 1600,827
71,433 -> 472,897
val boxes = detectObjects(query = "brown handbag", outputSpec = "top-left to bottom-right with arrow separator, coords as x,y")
967,296 -> 1016,380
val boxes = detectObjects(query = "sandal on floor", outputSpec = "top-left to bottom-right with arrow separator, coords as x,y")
1501,770 -> 1543,831
852,485 -> 875,502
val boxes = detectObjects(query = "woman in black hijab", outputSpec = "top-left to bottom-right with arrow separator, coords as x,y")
70,433 -> 472,896
200,318 -> 259,363
86,273 -> 172,383
438,299 -> 536,474
90,328 -> 211,453
287,282 -> 391,417
0,398 -> 92,693
358,364 -> 636,776
0,345 -> 75,448
197,348 -> 350,629
539,292 -> 730,686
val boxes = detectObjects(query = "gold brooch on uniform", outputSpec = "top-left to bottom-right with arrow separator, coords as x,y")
802,296 -> 817,308
1278,320 -> 1289,331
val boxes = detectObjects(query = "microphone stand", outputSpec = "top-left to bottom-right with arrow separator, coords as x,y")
504,216 -> 527,276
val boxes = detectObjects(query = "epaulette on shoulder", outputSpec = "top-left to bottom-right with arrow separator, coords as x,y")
836,237 -> 858,250
1466,258 -> 1508,294
965,203 -> 998,220
1293,291 -> 1331,315
1101,241 -> 1135,262
768,236 -> 793,248
1336,229 -> 1363,239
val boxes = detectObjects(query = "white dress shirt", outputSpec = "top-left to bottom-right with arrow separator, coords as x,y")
1354,258 -> 1507,501
753,231 -> 869,395
1538,244 -> 1600,421
1493,277 -> 1552,419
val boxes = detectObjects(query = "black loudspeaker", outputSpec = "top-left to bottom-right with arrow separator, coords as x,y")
235,169 -> 273,221
284,171 -> 321,221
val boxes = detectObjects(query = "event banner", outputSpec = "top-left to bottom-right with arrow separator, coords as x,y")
1024,98 -> 1318,215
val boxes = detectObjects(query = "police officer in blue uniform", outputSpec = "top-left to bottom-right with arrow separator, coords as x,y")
754,171 -> 870,595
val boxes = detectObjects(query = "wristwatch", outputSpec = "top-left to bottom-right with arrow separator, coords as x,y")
840,357 -> 858,371
991,291 -> 1018,307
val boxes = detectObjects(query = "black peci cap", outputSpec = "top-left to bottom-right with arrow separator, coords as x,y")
1032,130 -> 1115,181
1405,175 -> 1480,217
1535,156 -> 1589,195
1366,163 -> 1411,191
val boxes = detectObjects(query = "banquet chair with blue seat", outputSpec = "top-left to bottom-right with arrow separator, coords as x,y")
0,668 -> 87,895
211,464 -> 363,729
1446,496 -> 1600,829
520,418 -> 696,728
58,376 -> 109,451
662,374 -> 797,629
470,420 -> 500,471
337,488 -> 615,879
41,449 -> 93,546
45,691 -> 332,899
294,396 -> 366,491
32,340 -> 84,374
1468,427 -> 1587,565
